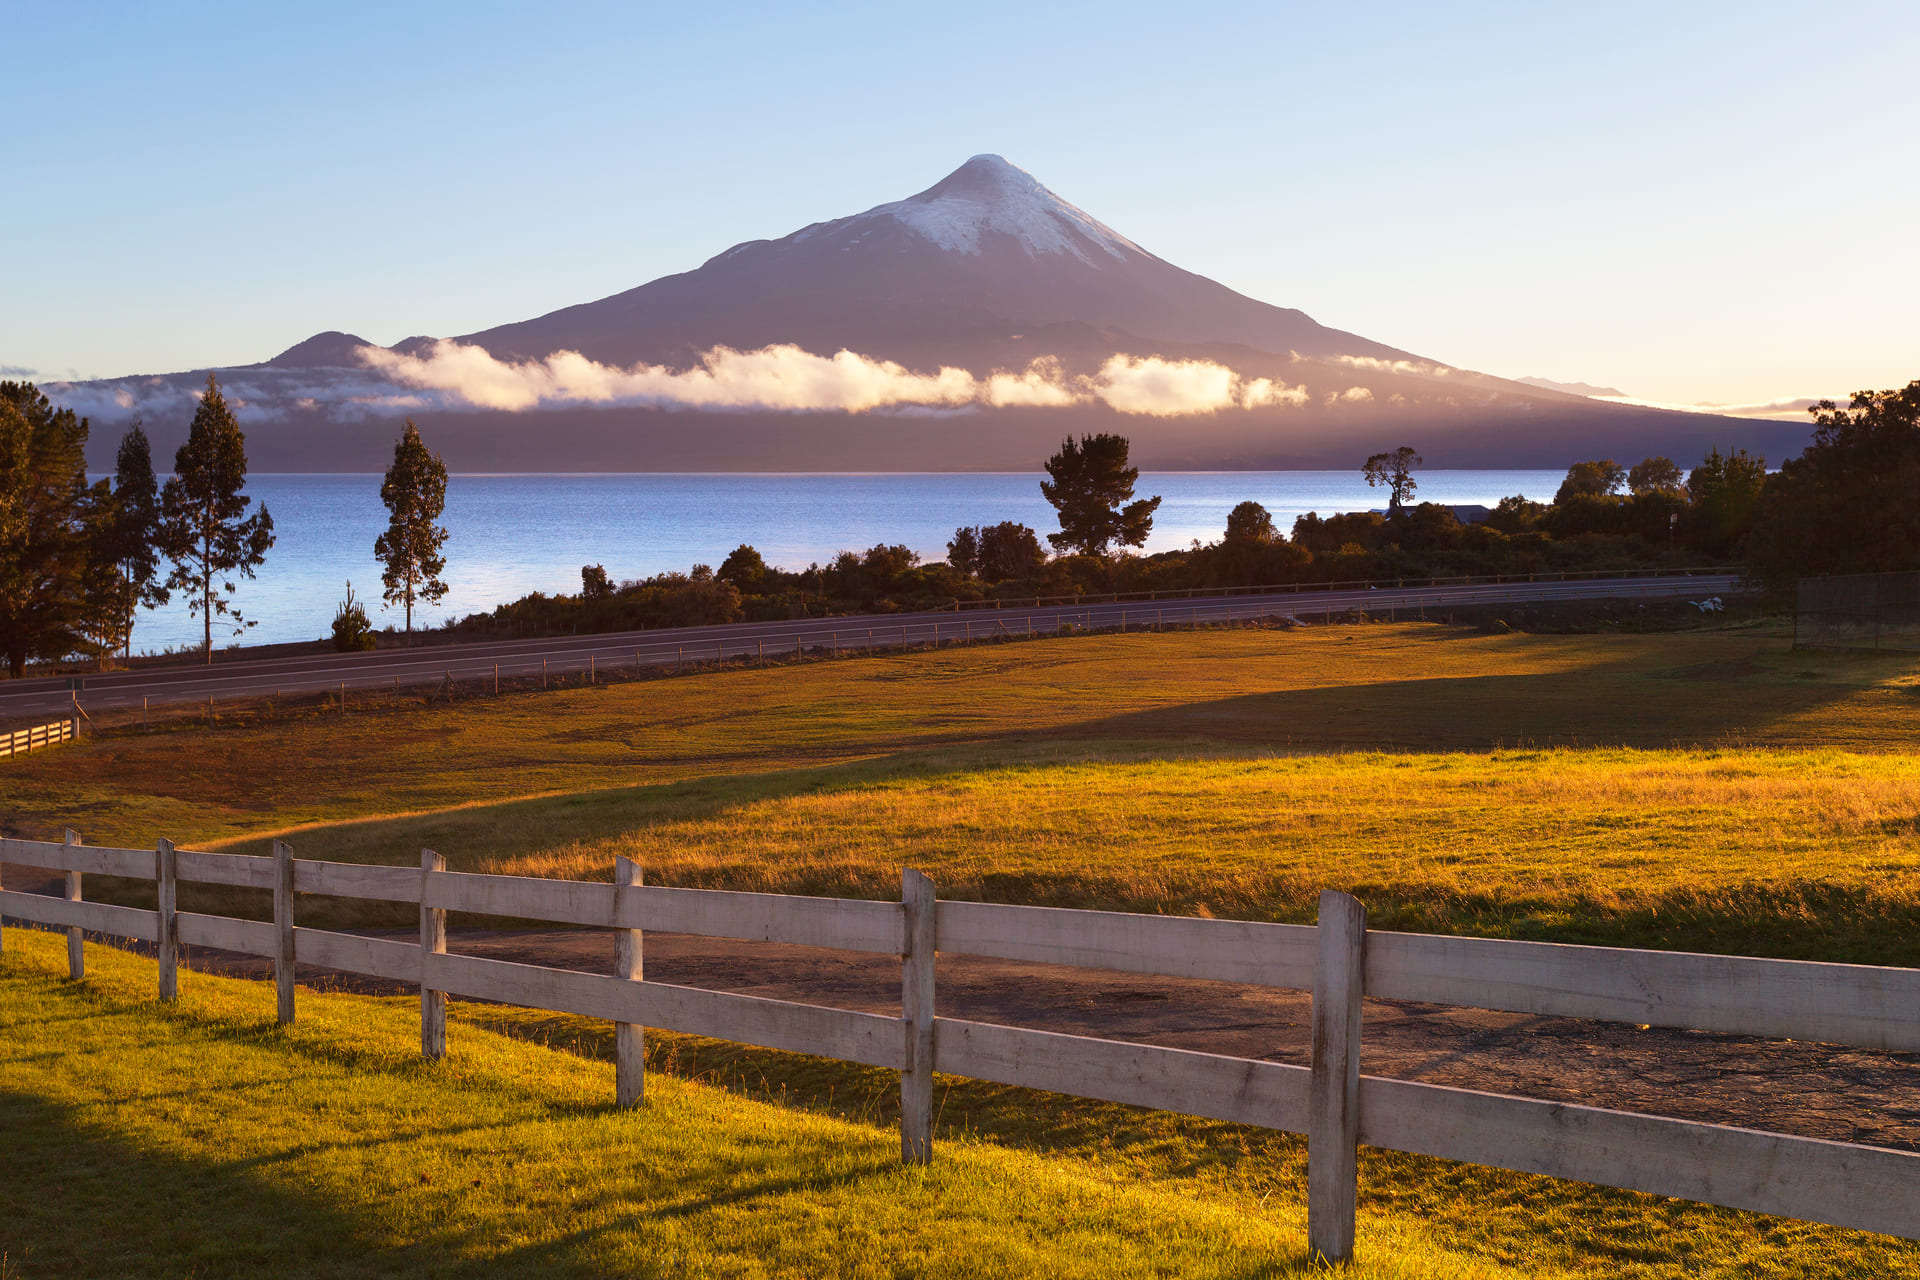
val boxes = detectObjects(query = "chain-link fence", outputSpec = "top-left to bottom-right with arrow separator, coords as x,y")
1796,570 -> 1920,651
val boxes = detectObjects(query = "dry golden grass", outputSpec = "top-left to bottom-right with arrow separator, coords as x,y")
201,743 -> 1920,962
7,619 -> 1920,852
10,620 -> 1920,957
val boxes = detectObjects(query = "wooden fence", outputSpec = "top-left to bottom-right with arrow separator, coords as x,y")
2,833 -> 1917,1260
1,717 -> 76,760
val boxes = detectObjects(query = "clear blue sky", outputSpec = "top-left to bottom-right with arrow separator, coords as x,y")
5,1 -> 1914,409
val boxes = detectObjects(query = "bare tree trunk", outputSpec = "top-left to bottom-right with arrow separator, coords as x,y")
202,530 -> 215,664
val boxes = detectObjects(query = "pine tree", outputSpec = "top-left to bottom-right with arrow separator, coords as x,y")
0,382 -> 94,676
374,420 -> 449,637
1040,434 -> 1160,558
91,420 -> 169,659
158,375 -> 275,663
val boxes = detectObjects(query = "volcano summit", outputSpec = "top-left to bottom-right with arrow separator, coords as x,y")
60,155 -> 1805,471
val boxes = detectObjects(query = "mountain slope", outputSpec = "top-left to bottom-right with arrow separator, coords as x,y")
52,154 -> 1812,472
456,155 -> 1414,370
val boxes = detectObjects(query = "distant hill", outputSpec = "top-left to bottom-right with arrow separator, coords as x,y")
52,155 -> 1811,472
1515,376 -> 1628,399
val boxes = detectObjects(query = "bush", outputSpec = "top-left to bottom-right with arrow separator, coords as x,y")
331,583 -> 377,652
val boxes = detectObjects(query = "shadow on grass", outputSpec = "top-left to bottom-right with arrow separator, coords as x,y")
1059,665 -> 1876,753
0,1088 -> 422,1279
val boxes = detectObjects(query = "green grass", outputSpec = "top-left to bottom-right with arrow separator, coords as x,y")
0,927 -> 1536,1279
5,928 -> 1915,1279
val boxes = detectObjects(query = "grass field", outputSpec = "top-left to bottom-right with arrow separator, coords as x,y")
5,928 -> 1916,1279
0,928 -> 1522,1279
5,619 -> 1920,1274
9,620 -> 1919,961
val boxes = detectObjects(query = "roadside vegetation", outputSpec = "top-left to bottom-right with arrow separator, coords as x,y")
454,440 -> 1754,638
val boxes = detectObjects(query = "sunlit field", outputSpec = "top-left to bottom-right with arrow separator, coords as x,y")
6,620 -> 1920,1275
6,927 -> 1916,1279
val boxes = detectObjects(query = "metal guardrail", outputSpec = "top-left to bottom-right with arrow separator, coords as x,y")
945,565 -> 1738,612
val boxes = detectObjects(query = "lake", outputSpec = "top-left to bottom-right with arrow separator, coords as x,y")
124,471 -> 1564,652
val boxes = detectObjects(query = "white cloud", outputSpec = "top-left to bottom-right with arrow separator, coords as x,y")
1325,354 -> 1450,377
360,340 -> 985,414
46,342 -> 1324,423
1239,377 -> 1311,409
362,341 -> 1315,418
984,358 -> 1081,407
1090,355 -> 1238,416
1325,386 -> 1374,406
1593,393 -> 1820,421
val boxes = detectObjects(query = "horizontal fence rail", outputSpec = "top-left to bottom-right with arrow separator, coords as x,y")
3,832 -> 1917,1258
0,717 -> 76,759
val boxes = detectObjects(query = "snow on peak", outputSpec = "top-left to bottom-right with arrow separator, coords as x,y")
868,155 -> 1146,264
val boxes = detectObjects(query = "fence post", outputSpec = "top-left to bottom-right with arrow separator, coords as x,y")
421,849 -> 447,1059
274,840 -> 295,1025
900,867 -> 936,1164
63,829 -> 83,980
1309,889 -> 1367,1263
615,855 -> 645,1108
155,839 -> 178,1001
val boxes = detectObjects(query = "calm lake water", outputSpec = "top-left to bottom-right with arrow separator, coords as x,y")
125,471 -> 1564,653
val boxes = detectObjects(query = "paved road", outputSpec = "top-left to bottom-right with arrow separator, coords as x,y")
0,573 -> 1741,722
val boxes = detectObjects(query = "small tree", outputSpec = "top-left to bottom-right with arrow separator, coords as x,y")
717,544 -> 768,593
1627,456 -> 1684,496
374,420 -> 449,637
1224,500 -> 1276,543
331,582 -> 377,652
862,543 -> 920,592
1040,434 -> 1161,557
946,526 -> 981,576
581,564 -> 613,600
949,523 -> 1046,581
1684,446 -> 1767,558
1554,460 -> 1627,504
1362,447 -> 1422,514
158,374 -> 276,663
976,522 -> 1046,581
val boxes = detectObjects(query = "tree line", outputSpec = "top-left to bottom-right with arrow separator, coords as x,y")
11,378 -> 1912,665
480,387 -> 1920,639
2,377 -> 456,672
1,375 -> 274,675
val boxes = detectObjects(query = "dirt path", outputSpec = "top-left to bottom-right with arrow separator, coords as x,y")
133,924 -> 1919,1153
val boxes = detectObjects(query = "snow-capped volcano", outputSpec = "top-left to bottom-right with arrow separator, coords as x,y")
841,153 -> 1146,263
55,154 -> 1810,472
454,153 -> 1410,370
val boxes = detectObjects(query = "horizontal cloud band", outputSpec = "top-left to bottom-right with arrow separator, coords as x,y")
358,341 -> 1310,417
